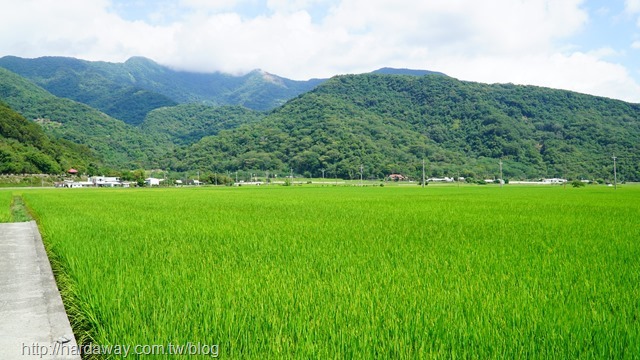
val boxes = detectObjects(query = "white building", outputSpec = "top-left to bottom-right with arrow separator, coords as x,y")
89,176 -> 122,187
542,178 -> 567,184
145,178 -> 164,186
59,180 -> 94,188
428,177 -> 454,182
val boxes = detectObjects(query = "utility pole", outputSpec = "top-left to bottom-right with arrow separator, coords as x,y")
422,158 -> 425,188
235,171 -> 238,184
290,168 -> 293,185
360,164 -> 363,186
321,168 -> 325,180
612,155 -> 617,190
499,160 -> 503,189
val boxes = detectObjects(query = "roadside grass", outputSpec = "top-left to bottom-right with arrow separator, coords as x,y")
22,186 -> 640,358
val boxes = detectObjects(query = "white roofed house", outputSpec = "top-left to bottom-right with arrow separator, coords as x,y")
428,177 -> 454,182
145,178 -> 164,186
89,176 -> 122,187
542,178 -> 567,184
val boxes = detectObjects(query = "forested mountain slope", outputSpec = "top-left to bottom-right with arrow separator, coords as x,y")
1,60 -> 638,181
0,56 -> 177,125
170,74 -> 640,181
140,104 -> 265,146
0,67 -> 171,169
0,101 -> 95,174
0,56 -> 323,124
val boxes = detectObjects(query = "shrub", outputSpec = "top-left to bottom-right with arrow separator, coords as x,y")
571,180 -> 586,188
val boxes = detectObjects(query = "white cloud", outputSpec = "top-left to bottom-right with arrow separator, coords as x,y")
633,40 -> 640,48
435,52 -> 640,103
0,0 -> 639,103
179,0 -> 242,12
266,0 -> 334,13
626,0 -> 640,28
0,0 -> 174,62
626,0 -> 640,13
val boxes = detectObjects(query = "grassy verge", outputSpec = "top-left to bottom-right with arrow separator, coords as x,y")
10,195 -> 33,222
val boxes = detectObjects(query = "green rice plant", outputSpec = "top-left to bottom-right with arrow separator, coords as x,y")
0,190 -> 12,222
23,186 -> 640,358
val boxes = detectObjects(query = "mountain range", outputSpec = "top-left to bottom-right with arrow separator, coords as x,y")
0,55 -> 638,181
0,56 -> 323,124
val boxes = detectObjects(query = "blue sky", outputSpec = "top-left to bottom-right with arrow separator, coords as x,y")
1,0 -> 640,103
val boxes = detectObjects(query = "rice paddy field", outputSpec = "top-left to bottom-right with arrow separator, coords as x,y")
0,191 -> 12,222
17,185 -> 640,358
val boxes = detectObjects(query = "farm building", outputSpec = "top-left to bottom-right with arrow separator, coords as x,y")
57,180 -> 93,188
145,178 -> 164,186
542,178 -> 567,184
388,174 -> 405,181
89,176 -> 122,187
428,177 -> 454,182
58,176 -> 134,188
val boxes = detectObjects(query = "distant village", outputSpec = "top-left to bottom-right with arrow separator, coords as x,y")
56,176 -> 171,188
56,172 -> 579,188
42,165 -> 608,189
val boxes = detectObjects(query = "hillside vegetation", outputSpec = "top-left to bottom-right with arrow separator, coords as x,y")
140,104 -> 264,146
0,67 -> 171,170
0,100 -> 95,174
170,74 -> 640,181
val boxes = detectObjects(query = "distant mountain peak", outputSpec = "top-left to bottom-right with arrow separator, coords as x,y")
125,56 -> 157,64
372,67 -> 447,77
248,69 -> 285,86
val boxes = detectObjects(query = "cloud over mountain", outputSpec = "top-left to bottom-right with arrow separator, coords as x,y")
1,0 -> 639,102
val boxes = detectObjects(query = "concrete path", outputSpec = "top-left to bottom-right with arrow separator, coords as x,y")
0,221 -> 80,359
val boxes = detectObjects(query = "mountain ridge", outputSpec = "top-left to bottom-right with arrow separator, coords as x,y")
1,55 -> 638,181
0,55 -> 324,123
